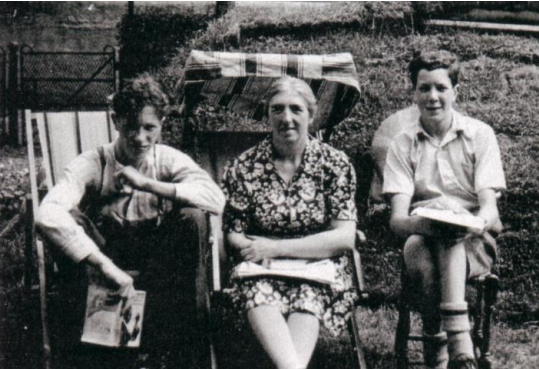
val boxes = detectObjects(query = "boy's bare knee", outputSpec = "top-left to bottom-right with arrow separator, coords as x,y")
404,235 -> 435,283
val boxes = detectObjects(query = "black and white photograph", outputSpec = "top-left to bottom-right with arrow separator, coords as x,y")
0,1 -> 538,368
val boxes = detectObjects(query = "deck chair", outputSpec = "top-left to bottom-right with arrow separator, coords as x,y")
177,50 -> 369,369
370,106 -> 499,369
25,110 -> 117,369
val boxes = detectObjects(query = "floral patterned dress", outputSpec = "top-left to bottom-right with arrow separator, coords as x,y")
221,135 -> 358,336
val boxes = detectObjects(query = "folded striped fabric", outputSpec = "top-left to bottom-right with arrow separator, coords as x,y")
177,50 -> 361,130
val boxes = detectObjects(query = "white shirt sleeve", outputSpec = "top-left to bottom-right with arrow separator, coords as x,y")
160,146 -> 225,215
35,151 -> 102,263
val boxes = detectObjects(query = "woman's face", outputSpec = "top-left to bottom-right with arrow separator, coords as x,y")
268,90 -> 312,147
414,68 -> 458,127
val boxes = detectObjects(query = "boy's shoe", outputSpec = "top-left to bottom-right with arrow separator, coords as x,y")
448,354 -> 477,369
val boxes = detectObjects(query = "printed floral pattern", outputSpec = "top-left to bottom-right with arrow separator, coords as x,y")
221,135 -> 358,336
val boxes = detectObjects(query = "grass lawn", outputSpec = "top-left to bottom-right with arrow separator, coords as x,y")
214,305 -> 538,369
314,307 -> 539,369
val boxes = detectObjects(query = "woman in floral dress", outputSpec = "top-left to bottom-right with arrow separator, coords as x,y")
221,76 -> 358,369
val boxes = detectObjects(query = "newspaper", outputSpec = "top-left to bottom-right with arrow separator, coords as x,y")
411,207 -> 486,233
81,284 -> 146,348
232,259 -> 336,285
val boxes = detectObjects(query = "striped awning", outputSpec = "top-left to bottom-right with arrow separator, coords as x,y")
177,50 -> 361,130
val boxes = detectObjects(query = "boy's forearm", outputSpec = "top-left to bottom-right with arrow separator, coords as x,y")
477,189 -> 500,231
142,178 -> 177,199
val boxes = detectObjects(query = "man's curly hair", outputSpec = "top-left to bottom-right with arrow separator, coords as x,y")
112,73 -> 170,120
408,50 -> 460,88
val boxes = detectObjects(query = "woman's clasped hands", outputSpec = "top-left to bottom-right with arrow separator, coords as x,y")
237,235 -> 280,263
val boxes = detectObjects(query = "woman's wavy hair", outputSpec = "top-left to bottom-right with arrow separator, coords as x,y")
409,50 -> 460,88
264,76 -> 318,119
112,73 -> 170,120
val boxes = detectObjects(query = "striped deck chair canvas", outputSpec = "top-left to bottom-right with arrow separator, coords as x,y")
25,109 -> 117,369
26,110 -> 118,189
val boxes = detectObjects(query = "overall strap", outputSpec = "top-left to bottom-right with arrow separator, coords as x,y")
79,145 -> 107,220
96,145 -> 107,194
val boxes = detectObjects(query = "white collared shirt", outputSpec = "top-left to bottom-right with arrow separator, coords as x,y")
382,110 -> 506,210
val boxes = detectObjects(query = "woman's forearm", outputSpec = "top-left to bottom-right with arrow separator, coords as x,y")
273,226 -> 356,259
227,221 -> 356,262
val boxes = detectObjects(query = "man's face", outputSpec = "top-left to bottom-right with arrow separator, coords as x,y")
414,68 -> 457,126
114,105 -> 162,162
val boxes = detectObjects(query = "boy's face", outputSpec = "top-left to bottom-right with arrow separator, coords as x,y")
414,68 -> 458,127
113,105 -> 162,163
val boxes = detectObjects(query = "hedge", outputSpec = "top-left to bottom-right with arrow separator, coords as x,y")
117,8 -> 213,78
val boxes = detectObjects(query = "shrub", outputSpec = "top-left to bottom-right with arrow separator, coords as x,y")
234,2 -> 415,39
117,8 -> 212,78
0,147 -> 30,221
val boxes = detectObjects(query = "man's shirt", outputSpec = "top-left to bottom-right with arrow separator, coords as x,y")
37,141 -> 225,263
382,110 -> 506,210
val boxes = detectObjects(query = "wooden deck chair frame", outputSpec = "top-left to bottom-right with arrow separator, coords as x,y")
25,109 -> 117,369
395,268 -> 499,369
186,131 -> 369,369
178,50 -> 369,369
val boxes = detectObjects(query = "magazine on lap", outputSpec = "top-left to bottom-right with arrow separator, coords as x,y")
411,207 -> 485,234
232,258 -> 337,285
81,283 -> 146,348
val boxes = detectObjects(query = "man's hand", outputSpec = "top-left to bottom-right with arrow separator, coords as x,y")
99,260 -> 135,297
238,235 -> 279,263
114,166 -> 150,193
86,253 -> 135,298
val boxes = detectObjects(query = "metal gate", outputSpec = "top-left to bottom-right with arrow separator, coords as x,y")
20,44 -> 119,110
0,43 -> 120,146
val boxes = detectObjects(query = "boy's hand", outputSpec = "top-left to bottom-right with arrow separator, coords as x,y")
99,259 -> 135,297
467,216 -> 488,235
114,166 -> 149,193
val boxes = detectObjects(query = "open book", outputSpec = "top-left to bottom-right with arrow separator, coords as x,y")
232,259 -> 336,285
81,284 -> 146,348
411,207 -> 485,233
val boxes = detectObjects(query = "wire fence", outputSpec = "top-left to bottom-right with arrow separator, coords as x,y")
20,45 -> 118,110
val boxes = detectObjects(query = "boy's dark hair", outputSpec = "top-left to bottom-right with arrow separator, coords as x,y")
112,73 -> 170,120
408,50 -> 460,88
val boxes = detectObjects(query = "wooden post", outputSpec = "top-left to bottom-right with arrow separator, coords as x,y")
127,1 -> 134,17
215,1 -> 235,18
7,42 -> 20,146
23,195 -> 34,289
0,47 -> 5,146
114,46 -> 121,92
26,109 -> 52,369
